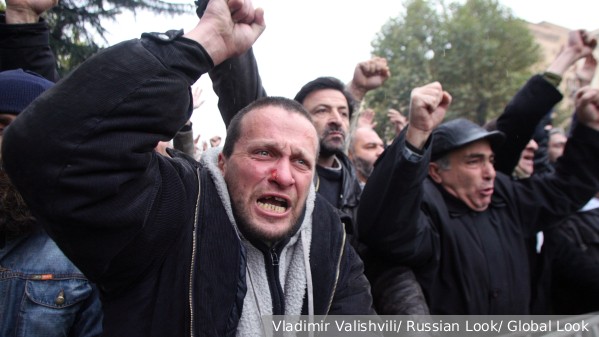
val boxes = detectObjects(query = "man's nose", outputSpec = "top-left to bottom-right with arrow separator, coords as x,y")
482,160 -> 496,179
269,161 -> 295,187
329,109 -> 344,125
529,139 -> 539,152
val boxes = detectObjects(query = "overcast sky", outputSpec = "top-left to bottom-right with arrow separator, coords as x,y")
104,0 -> 599,143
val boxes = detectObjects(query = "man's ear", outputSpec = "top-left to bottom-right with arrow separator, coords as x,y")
428,162 -> 443,184
218,153 -> 226,174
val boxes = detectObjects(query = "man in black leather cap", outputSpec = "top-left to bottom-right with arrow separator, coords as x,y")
358,68 -> 599,314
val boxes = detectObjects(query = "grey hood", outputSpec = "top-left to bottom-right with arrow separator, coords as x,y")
201,148 -> 316,336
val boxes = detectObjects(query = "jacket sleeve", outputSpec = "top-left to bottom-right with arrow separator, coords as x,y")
494,75 -> 563,175
357,129 -> 436,266
0,12 -> 59,81
327,241 -> 377,316
2,30 -> 212,284
532,112 -> 556,176
209,47 -> 267,127
511,123 -> 599,233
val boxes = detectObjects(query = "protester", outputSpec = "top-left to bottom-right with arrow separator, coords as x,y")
348,126 -> 385,188
0,0 -> 103,335
359,80 -> 599,315
291,76 -> 363,231
2,1 -> 379,336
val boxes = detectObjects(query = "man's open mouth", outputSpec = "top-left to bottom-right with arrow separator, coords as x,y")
257,196 -> 288,213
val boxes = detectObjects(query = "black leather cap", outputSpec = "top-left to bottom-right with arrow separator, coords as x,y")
431,118 -> 505,161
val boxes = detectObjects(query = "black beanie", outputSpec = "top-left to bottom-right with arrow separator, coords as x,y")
0,69 -> 54,115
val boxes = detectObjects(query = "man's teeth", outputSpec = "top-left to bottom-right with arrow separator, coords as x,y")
258,196 -> 287,213
258,201 -> 286,213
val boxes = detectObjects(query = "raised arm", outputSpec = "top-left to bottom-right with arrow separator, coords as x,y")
209,48 -> 266,127
515,86 -> 599,232
2,0 -> 265,280
358,82 -> 449,261
346,56 -> 391,104
494,30 -> 597,175
193,0 -> 268,128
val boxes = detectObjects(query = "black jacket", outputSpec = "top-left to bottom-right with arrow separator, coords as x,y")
2,30 -> 375,336
542,206 -> 599,314
314,152 -> 363,240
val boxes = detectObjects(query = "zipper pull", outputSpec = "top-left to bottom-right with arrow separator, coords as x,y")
270,248 -> 279,266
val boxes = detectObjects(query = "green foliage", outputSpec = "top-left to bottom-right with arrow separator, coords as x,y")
366,0 -> 540,142
44,0 -> 192,75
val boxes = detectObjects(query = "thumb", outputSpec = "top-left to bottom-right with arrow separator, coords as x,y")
250,7 -> 266,37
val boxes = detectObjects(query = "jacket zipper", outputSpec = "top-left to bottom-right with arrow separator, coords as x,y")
325,228 -> 346,313
267,246 -> 285,314
189,168 -> 202,337
270,248 -> 279,266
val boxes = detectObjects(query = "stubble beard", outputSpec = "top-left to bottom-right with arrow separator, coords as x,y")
352,156 -> 374,181
319,138 -> 345,158
231,200 -> 302,244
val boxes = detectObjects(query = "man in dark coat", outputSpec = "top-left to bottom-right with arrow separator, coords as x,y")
357,29 -> 599,314
1,1 -> 377,336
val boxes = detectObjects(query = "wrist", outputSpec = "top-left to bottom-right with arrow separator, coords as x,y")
546,49 -> 579,75
183,24 -> 227,66
405,125 -> 431,150
541,71 -> 563,87
347,81 -> 367,102
5,7 -> 40,24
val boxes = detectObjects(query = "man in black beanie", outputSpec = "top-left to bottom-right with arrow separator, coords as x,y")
0,69 -> 53,135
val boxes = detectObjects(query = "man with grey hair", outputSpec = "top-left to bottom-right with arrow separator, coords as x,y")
359,74 -> 599,314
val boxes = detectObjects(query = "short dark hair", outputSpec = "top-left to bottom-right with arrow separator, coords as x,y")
222,96 -> 314,158
293,77 -> 355,119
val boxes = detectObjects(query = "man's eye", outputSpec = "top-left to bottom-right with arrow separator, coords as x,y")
257,150 -> 269,156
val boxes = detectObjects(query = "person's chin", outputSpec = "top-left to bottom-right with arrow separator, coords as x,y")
254,224 -> 293,242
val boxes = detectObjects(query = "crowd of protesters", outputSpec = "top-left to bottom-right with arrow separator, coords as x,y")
1,0 -> 599,336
